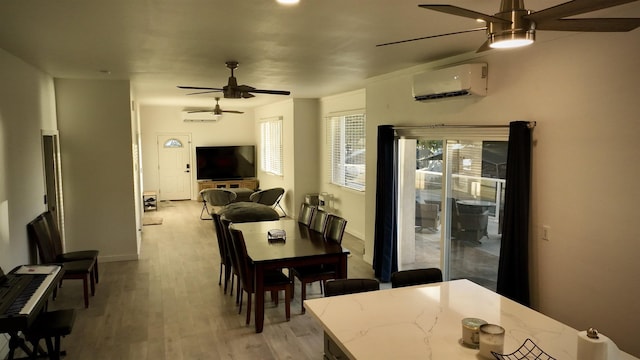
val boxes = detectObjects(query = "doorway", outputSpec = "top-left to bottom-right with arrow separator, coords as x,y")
157,134 -> 192,200
41,131 -> 65,254
397,130 -> 508,291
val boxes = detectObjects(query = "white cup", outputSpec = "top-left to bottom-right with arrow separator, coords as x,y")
478,324 -> 505,359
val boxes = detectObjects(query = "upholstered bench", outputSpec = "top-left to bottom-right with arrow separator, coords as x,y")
24,309 -> 76,360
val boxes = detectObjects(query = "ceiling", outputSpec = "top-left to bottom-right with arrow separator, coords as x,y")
1,0 -> 639,110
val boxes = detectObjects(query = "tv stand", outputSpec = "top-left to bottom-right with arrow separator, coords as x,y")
198,179 -> 259,193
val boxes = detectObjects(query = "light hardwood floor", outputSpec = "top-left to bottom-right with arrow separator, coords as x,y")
39,200 -> 375,359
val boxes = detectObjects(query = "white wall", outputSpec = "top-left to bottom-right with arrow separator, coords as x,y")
363,31 -> 640,356
0,48 -> 58,356
254,98 -> 321,217
139,105 -> 256,200
319,90 -> 366,239
55,79 -> 138,262
0,48 -> 57,270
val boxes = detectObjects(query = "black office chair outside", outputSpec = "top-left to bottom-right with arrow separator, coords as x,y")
390,268 -> 443,288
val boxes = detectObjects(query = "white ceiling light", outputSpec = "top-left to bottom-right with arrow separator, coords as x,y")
276,0 -> 299,5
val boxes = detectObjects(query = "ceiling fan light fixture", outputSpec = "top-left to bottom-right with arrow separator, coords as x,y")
276,0 -> 299,5
489,30 -> 535,48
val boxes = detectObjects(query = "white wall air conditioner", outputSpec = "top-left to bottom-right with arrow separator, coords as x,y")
412,63 -> 488,102
181,111 -> 220,122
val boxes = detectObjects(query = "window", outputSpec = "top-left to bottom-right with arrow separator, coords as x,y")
260,118 -> 283,176
329,113 -> 366,191
163,138 -> 183,148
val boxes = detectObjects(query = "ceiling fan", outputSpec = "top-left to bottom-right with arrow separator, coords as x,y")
187,97 -> 244,118
177,61 -> 291,99
377,0 -> 640,51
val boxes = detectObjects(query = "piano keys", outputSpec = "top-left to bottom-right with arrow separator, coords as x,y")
0,264 -> 64,359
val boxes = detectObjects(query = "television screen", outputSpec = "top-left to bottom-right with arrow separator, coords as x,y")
196,145 -> 256,180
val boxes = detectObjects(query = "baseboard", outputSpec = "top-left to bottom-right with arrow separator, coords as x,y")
98,253 -> 139,263
345,229 -> 364,241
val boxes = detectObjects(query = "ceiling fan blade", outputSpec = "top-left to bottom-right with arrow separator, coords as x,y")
247,89 -> 291,95
419,4 -> 511,24
222,110 -> 245,114
187,110 -> 213,114
376,27 -> 487,47
536,18 -> 640,32
526,0 -> 639,23
186,90 -> 222,96
177,86 -> 223,91
476,39 -> 492,53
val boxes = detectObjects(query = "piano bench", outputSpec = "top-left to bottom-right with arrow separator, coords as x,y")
25,309 -> 76,360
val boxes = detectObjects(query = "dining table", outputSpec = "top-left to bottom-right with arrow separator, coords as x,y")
230,219 -> 349,333
305,279 -> 639,360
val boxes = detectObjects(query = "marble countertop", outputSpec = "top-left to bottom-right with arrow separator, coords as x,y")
305,279 -> 637,360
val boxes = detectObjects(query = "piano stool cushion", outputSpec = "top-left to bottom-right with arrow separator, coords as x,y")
25,309 -> 76,339
57,250 -> 99,262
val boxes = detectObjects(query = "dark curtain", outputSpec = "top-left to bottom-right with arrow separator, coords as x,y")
496,121 -> 532,306
372,125 -> 398,282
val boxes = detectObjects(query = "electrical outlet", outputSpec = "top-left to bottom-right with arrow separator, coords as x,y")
542,225 -> 550,241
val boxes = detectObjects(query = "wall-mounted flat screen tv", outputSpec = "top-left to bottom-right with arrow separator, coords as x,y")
196,145 -> 256,180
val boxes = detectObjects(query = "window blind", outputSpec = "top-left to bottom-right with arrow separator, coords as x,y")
329,113 -> 366,191
260,119 -> 283,176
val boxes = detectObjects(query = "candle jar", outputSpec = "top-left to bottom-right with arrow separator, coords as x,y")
478,324 -> 505,359
461,318 -> 487,348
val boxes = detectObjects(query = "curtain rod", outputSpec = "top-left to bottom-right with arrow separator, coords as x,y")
393,121 -> 536,130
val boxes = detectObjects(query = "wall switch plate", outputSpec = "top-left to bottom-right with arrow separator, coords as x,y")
542,225 -> 550,241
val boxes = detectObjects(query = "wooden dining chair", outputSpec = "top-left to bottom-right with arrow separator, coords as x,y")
324,278 -> 380,297
42,211 -> 100,284
309,208 -> 329,234
297,203 -> 315,227
228,229 -> 292,325
390,268 -> 443,288
212,213 -> 234,294
27,214 -> 96,308
220,218 -> 241,302
290,213 -> 348,313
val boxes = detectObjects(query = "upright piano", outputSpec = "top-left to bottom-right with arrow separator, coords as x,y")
0,265 -> 64,359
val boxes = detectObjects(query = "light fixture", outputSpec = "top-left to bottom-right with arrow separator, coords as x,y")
213,113 -> 223,121
276,0 -> 299,5
487,8 -> 535,49
489,30 -> 535,49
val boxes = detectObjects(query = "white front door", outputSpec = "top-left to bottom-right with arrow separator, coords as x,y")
157,134 -> 192,200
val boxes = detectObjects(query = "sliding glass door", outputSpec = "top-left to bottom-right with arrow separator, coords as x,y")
397,129 -> 508,291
